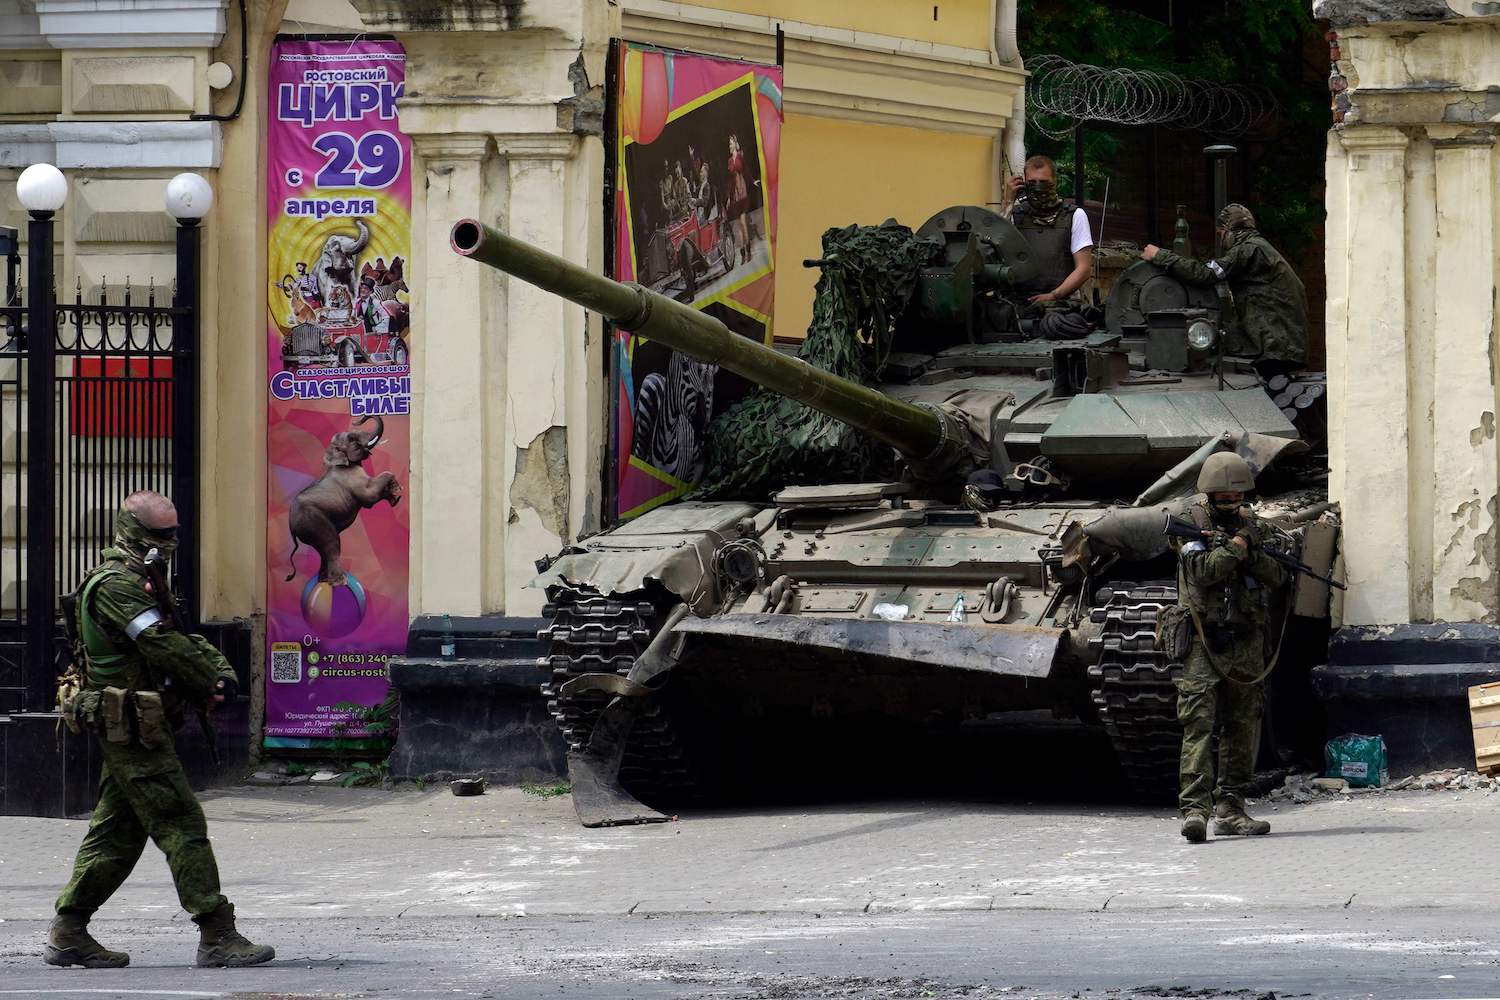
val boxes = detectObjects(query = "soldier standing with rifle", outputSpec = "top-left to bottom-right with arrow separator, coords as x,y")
1167,454 -> 1286,844
46,491 -> 274,969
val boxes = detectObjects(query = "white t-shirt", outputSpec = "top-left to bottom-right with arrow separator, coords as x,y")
1070,208 -> 1095,255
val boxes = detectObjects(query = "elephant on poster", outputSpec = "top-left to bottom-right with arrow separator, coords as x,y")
285,414 -> 402,586
314,218 -> 371,312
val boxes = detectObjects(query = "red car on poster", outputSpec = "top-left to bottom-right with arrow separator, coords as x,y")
641,212 -> 737,302
276,276 -> 409,369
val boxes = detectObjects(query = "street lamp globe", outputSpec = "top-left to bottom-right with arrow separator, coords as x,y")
164,172 -> 214,221
16,163 -> 68,214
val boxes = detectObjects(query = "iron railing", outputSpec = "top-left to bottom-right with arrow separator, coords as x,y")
0,214 -> 199,713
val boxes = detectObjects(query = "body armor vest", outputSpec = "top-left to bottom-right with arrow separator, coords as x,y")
1012,205 -> 1076,296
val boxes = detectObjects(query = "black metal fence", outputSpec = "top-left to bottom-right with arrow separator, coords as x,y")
0,214 -> 199,714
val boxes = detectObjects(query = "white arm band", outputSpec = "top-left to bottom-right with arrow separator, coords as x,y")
125,608 -> 164,640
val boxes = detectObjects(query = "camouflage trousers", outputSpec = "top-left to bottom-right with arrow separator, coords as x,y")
55,741 -> 226,918
1176,634 -> 1265,817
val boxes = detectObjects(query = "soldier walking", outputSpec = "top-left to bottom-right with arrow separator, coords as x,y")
1142,203 -> 1308,378
1171,454 -> 1286,843
46,491 -> 274,969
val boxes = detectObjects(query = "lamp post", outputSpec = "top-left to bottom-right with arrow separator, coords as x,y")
16,163 -> 65,711
164,172 -> 211,628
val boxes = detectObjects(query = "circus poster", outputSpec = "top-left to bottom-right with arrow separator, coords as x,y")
263,38 -> 412,743
612,42 -> 783,519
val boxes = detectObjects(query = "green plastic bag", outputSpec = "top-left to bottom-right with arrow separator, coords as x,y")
1325,733 -> 1389,788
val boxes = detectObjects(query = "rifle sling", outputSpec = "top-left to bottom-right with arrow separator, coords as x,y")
1185,603 -> 1282,687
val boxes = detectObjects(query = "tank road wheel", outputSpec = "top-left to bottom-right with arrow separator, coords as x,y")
540,586 -> 694,825
1087,583 -> 1184,802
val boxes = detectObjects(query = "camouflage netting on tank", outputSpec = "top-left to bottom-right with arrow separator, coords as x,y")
692,222 -> 939,500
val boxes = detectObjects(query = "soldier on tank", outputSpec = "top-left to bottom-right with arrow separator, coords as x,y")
1171,454 -> 1285,844
1142,203 -> 1308,379
47,491 -> 274,969
1005,154 -> 1095,340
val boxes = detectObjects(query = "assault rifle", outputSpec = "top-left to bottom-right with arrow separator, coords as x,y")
1163,514 -> 1346,591
142,546 -> 221,766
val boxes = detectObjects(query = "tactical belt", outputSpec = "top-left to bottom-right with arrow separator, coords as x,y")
1186,604 -> 1281,686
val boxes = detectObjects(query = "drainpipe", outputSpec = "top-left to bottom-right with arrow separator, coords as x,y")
994,0 -> 1025,205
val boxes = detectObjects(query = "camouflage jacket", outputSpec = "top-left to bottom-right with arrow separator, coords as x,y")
1152,233 -> 1308,367
79,549 -> 234,705
1172,499 -> 1286,628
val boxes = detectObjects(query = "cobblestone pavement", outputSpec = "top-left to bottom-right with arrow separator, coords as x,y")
1,784 -> 1496,997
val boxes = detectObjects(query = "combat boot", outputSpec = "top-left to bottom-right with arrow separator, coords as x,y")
1180,812 -> 1208,843
193,902 -> 275,968
1213,800 -> 1271,836
43,911 -> 129,968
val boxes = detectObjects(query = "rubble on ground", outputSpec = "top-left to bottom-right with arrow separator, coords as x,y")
1257,767 -> 1496,804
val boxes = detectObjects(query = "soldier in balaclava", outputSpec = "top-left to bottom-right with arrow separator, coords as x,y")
1005,154 -> 1096,340
47,491 -> 274,969
1142,203 -> 1309,379
1171,453 -> 1287,844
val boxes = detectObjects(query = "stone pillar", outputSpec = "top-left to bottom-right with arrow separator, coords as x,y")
1324,132 -> 1349,507
1335,126 -> 1412,624
351,0 -> 611,619
411,134 -> 493,617
1402,131 -> 1437,622
494,134 -> 586,615
1429,127 -> 1498,622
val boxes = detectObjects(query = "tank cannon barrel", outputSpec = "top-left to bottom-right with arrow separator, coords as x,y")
450,220 -> 945,461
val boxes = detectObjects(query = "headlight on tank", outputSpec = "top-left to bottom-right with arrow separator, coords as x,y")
1187,320 -> 1217,351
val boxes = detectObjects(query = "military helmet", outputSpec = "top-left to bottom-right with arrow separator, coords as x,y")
1216,203 -> 1256,232
1197,452 -> 1255,494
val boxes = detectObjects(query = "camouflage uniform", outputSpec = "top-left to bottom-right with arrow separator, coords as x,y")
49,506 -> 272,968
1150,204 -> 1308,370
1172,498 -> 1285,819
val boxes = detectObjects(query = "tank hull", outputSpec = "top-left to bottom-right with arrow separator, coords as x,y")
452,214 -> 1337,827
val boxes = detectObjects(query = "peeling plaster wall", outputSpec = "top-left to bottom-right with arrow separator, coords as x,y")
1326,7 -> 1500,624
352,0 -> 612,617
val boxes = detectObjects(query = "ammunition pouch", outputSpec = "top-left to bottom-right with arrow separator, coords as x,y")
1155,604 -> 1195,661
100,687 -> 131,744
133,691 -> 170,749
64,687 -> 102,734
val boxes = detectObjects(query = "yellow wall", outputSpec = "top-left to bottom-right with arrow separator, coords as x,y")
775,116 -> 996,339
704,0 -> 992,49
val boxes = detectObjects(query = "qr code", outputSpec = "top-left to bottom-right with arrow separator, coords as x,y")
270,644 -> 302,683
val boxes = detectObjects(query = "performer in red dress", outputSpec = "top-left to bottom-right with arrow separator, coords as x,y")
726,134 -> 751,265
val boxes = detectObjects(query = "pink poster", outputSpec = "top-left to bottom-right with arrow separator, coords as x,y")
613,44 -> 783,519
264,39 -> 411,742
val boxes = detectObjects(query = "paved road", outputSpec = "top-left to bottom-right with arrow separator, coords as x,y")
2,779 -> 1497,997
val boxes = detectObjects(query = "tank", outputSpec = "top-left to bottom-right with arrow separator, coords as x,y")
450,214 -> 1339,828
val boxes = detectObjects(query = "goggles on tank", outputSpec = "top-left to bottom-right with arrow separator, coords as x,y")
1009,461 -> 1069,490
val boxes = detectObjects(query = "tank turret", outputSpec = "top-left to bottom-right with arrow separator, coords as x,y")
450,219 -> 981,482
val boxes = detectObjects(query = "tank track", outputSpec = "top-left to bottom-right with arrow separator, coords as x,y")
1087,583 -> 1184,801
539,587 -> 693,798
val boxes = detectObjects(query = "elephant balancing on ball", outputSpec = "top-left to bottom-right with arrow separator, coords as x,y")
286,414 -> 402,586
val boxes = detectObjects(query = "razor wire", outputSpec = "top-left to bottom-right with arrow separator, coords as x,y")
1026,55 -> 1276,140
